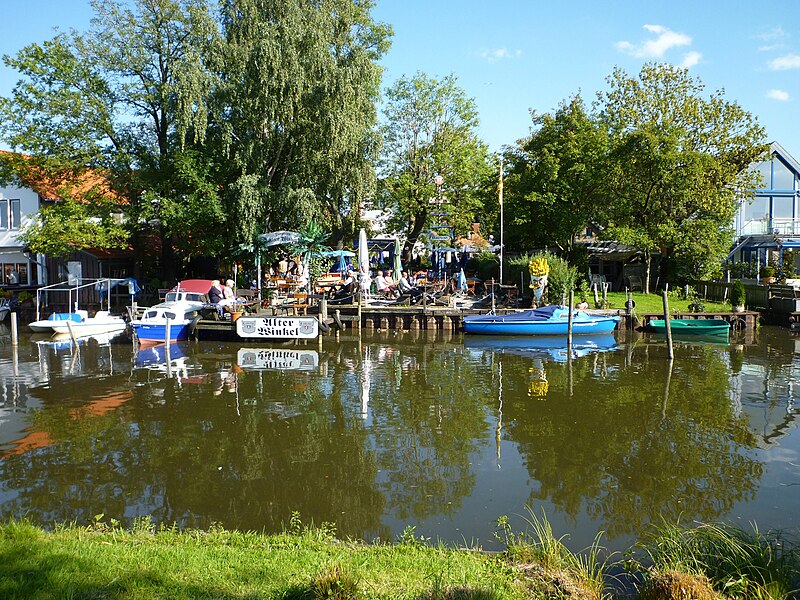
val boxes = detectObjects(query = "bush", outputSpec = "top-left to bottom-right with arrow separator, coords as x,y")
759,265 -> 776,278
730,280 -> 746,307
466,252 -> 499,281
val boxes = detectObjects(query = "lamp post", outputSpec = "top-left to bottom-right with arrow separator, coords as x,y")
434,175 -> 444,277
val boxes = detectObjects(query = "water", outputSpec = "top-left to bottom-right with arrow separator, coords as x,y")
0,326 -> 798,553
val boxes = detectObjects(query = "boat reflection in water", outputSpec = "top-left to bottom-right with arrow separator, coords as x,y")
464,333 -> 619,363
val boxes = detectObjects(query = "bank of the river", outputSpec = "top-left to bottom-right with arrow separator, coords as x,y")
1,517 -> 798,599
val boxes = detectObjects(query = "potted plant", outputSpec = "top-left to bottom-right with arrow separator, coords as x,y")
759,265 -> 776,284
730,280 -> 746,313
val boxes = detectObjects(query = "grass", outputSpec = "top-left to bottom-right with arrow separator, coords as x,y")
600,292 -> 730,314
635,520 -> 800,600
0,517 -> 529,599
2,515 -> 799,599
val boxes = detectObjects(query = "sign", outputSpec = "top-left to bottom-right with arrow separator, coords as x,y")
237,348 -> 319,371
236,315 -> 319,339
256,230 -> 301,247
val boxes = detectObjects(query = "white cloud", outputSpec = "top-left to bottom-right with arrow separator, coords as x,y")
478,48 -> 522,64
756,26 -> 787,42
616,24 -> 692,58
769,54 -> 800,70
680,51 -> 702,68
766,89 -> 790,101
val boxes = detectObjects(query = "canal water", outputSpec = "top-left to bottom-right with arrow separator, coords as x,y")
0,325 -> 798,553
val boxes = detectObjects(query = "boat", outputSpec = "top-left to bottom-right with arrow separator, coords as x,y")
0,298 -> 10,322
29,310 -> 90,333
648,318 -> 730,336
129,283 -> 210,345
48,310 -> 127,338
463,305 -> 620,336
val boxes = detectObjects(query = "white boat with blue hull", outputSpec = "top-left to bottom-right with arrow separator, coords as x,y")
130,290 -> 206,345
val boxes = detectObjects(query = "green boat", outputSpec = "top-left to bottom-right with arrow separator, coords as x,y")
648,318 -> 730,335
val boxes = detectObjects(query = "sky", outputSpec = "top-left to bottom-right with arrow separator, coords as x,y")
1,0 -> 798,158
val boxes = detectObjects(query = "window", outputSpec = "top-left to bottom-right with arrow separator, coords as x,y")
772,195 -> 794,220
744,196 -> 769,222
2,262 -> 29,285
10,199 -> 20,229
754,162 -> 772,188
772,158 -> 796,191
0,199 -> 22,230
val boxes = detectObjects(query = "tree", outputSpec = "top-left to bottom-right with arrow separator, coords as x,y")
596,63 -> 768,292
378,72 -> 493,262
0,0 -> 222,280
213,0 -> 391,248
504,96 -> 608,255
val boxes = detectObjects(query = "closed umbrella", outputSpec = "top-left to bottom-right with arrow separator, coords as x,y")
358,228 -> 371,294
393,238 -> 403,279
457,268 -> 468,293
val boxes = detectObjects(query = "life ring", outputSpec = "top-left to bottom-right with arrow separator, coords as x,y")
730,317 -> 745,332
318,318 -> 331,334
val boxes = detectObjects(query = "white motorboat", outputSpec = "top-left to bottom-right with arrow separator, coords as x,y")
130,288 -> 208,345
48,310 -> 127,338
0,298 -> 10,322
29,310 -> 90,333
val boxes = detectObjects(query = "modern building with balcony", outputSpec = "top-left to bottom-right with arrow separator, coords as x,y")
730,142 -> 800,267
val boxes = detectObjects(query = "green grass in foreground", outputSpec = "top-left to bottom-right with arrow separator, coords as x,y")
2,515 -> 799,599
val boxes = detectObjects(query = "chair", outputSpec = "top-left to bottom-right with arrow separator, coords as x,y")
627,275 -> 643,291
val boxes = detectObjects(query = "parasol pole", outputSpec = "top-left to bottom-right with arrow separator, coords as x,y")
499,157 -> 504,285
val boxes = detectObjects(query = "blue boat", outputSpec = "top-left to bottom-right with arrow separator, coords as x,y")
130,289 -> 206,345
463,305 -> 620,336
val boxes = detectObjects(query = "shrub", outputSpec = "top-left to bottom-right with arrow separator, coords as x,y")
759,265 -> 776,278
730,280 -> 746,307
543,253 -> 578,305
467,252 -> 499,281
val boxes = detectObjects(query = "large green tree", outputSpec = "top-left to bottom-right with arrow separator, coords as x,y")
378,72 -> 493,262
213,0 -> 391,248
0,0 -> 223,281
504,96 -> 608,255
596,63 -> 767,292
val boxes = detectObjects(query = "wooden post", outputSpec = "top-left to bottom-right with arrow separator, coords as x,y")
165,319 -> 171,344
567,289 -> 574,350
662,290 -> 674,360
320,294 -> 328,322
356,291 -> 362,330
592,283 -> 599,307
10,312 -> 18,346
65,319 -> 79,347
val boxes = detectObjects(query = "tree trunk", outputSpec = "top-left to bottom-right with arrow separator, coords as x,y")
644,252 -> 651,295
403,210 -> 428,264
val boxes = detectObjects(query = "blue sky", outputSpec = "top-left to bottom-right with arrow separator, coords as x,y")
2,0 -> 799,158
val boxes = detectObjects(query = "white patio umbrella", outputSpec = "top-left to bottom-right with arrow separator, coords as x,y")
358,228 -> 371,294
393,238 -> 403,279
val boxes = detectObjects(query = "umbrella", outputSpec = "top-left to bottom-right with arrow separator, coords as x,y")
393,238 -> 403,279
320,250 -> 355,273
358,228 -> 371,293
457,268 -> 468,293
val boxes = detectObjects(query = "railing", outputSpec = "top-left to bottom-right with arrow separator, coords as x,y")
737,217 -> 800,237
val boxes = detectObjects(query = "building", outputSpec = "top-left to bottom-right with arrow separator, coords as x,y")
0,153 -> 134,299
730,141 -> 800,269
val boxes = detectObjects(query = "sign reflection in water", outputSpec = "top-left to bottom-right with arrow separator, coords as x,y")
0,327 -> 798,553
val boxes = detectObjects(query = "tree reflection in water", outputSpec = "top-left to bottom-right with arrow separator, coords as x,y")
0,330 -> 791,546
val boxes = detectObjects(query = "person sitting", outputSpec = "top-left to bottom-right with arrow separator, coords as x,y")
398,270 -> 423,303
207,280 -> 225,316
374,270 -> 398,298
216,279 -> 238,317
331,269 -> 357,304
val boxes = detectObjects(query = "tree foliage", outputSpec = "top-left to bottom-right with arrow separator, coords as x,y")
596,63 -> 768,290
504,96 -> 608,255
378,72 -> 493,260
213,0 -> 391,248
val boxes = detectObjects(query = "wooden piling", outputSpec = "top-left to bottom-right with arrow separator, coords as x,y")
662,290 -> 674,360
10,312 -> 18,346
567,289 -> 574,350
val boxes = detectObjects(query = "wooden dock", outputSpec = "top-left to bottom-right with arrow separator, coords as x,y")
186,305 -> 760,340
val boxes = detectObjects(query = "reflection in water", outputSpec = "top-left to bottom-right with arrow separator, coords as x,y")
0,328 -> 798,551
